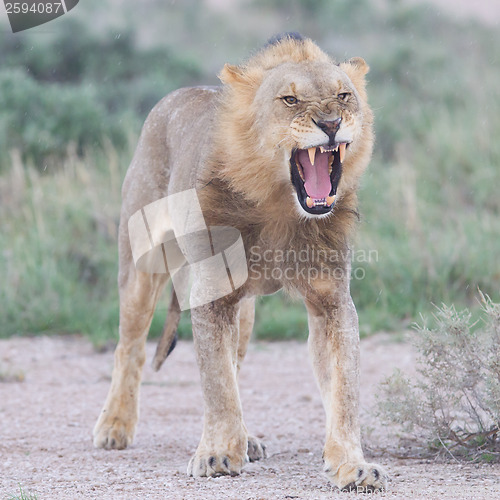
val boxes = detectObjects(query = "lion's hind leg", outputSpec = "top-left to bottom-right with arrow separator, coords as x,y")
236,297 -> 267,462
93,259 -> 168,450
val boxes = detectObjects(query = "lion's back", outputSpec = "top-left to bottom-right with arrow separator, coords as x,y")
121,86 -> 222,219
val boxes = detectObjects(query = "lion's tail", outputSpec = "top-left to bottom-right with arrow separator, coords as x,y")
152,289 -> 181,372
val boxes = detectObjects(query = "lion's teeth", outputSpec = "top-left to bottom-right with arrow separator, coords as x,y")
319,146 -> 327,153
329,164 -> 332,174
306,196 -> 331,208
326,195 -> 336,206
297,164 -> 305,181
308,147 -> 316,166
339,143 -> 346,163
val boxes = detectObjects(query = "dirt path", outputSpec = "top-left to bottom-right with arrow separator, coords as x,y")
1,335 -> 498,499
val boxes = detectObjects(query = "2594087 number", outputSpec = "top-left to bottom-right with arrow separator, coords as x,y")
5,2 -> 63,14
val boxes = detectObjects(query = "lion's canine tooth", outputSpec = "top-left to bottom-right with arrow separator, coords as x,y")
326,195 -> 336,206
339,143 -> 346,163
308,147 -> 316,166
306,196 -> 314,208
328,165 -> 332,174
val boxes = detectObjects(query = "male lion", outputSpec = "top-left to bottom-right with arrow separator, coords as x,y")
94,33 -> 388,491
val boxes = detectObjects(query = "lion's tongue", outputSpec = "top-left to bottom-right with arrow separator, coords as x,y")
297,149 -> 332,199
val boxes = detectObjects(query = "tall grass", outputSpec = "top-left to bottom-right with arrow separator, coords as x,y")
0,0 -> 499,341
0,146 -> 123,345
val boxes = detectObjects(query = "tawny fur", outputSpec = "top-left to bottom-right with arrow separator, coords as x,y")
93,36 -> 388,491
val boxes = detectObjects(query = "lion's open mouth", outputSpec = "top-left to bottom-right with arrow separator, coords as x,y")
290,144 -> 347,215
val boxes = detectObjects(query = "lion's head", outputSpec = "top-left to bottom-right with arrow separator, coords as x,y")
216,33 -> 373,219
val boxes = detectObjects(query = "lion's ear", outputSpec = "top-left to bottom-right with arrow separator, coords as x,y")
339,57 -> 370,97
219,63 -> 247,86
343,57 -> 370,76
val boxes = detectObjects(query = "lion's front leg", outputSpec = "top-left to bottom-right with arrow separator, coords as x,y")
305,286 -> 388,492
187,299 -> 249,477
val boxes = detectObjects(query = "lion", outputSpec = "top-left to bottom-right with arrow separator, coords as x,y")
93,33 -> 388,492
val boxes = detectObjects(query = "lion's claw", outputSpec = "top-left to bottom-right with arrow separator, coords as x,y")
334,462 -> 388,492
93,416 -> 135,450
187,451 -> 244,477
247,436 -> 267,462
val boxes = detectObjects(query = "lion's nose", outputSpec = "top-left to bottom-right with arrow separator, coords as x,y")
316,117 -> 342,142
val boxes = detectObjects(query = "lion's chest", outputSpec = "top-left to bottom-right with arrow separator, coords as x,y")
243,238 -> 349,293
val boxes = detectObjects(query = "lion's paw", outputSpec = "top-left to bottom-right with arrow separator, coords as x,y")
331,462 -> 388,492
93,415 -> 135,450
247,436 -> 267,462
187,450 -> 246,477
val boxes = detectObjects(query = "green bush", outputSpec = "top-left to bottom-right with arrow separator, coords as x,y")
0,20 -> 203,171
376,295 -> 500,460
0,69 -> 122,167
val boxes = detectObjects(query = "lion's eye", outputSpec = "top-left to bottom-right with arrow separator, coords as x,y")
282,96 -> 298,105
338,92 -> 351,102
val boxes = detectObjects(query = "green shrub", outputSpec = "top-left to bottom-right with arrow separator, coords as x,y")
376,295 -> 500,460
0,20 -> 203,171
0,69 -> 124,167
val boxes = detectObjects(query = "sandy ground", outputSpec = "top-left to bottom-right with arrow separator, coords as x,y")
1,335 -> 499,499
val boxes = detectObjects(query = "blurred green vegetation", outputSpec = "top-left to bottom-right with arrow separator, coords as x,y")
0,18 -> 202,168
0,0 -> 499,344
